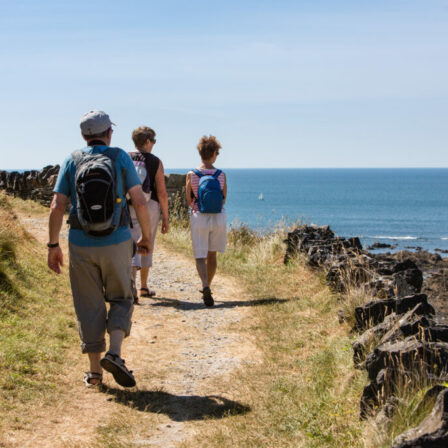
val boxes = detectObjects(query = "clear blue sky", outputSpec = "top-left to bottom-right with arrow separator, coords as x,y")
0,0 -> 447,169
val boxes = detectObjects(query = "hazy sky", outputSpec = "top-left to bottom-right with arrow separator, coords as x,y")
0,0 -> 447,169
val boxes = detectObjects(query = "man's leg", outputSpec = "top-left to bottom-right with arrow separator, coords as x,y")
69,243 -> 107,382
100,328 -> 135,387
98,240 -> 136,387
206,251 -> 217,286
109,329 -> 125,356
87,353 -> 102,385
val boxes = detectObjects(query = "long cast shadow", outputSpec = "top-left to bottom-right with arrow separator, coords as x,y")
148,296 -> 289,310
100,387 -> 250,421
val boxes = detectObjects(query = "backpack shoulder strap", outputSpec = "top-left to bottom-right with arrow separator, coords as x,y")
213,169 -> 222,179
128,151 -> 140,162
71,149 -> 85,167
147,153 -> 160,187
103,147 -> 120,162
193,169 -> 203,178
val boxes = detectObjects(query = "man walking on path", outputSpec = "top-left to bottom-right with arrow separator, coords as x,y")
47,110 -> 152,388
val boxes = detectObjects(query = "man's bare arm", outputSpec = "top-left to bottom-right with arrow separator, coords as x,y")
48,193 -> 68,274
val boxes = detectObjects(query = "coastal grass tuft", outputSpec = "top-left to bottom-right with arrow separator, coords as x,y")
364,378 -> 445,447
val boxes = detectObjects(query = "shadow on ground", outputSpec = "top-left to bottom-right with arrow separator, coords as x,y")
100,387 -> 251,421
146,296 -> 289,310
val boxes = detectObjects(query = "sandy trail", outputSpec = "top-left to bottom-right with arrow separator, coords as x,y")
6,212 -> 258,447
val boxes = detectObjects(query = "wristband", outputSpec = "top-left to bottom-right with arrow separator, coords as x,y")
47,242 -> 59,248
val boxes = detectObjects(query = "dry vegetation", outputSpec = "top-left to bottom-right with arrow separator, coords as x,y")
1,193 -> 436,447
161,218 -> 367,447
0,193 -> 76,441
333,250 -> 447,447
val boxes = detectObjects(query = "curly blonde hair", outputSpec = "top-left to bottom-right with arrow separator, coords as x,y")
197,135 -> 221,161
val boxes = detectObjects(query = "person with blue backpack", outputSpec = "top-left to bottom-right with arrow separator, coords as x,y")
48,110 -> 152,388
186,135 -> 227,307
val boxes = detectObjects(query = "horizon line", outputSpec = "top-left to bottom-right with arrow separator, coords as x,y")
3,166 -> 448,172
166,166 -> 448,170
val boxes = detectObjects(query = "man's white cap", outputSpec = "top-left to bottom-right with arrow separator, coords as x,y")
80,110 -> 115,136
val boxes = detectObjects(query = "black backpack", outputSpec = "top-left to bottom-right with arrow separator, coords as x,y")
68,147 -> 129,236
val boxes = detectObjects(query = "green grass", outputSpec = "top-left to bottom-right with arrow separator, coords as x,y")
0,193 -> 76,434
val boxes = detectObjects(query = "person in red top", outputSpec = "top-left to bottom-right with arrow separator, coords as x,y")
186,135 -> 227,307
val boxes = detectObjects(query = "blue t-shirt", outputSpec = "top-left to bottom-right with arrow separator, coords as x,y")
54,145 -> 141,247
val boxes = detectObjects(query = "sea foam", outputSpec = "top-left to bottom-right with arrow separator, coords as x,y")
371,236 -> 418,240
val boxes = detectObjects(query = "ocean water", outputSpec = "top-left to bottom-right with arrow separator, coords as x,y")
7,167 -> 448,253
167,168 -> 448,253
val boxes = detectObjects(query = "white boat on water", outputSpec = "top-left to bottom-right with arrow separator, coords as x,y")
258,193 -> 264,201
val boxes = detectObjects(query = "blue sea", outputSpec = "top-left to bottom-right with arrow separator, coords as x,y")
7,167 -> 448,253
167,168 -> 448,254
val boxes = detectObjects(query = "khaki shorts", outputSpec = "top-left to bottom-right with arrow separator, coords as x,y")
190,211 -> 227,259
69,239 -> 134,354
130,199 -> 160,268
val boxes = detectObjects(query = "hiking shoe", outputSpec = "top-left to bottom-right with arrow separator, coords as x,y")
201,286 -> 214,307
100,351 -> 136,387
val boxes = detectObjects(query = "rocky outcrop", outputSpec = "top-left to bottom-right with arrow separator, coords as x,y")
368,242 -> 396,250
284,225 -> 448,445
392,388 -> 448,447
354,294 -> 434,331
0,167 -> 187,212
0,166 -> 60,206
284,225 -> 425,300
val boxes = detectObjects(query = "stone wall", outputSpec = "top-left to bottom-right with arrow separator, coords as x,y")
285,225 -> 448,446
0,166 -> 187,212
0,166 -> 60,206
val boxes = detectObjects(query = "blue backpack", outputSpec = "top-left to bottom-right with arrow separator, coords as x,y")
193,169 -> 223,213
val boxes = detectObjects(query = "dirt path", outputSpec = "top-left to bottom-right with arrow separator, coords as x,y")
7,212 -> 259,447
